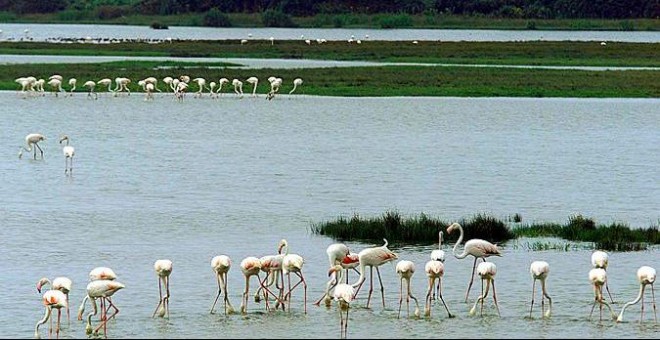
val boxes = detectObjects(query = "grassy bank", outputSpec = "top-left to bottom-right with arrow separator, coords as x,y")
1,40 -> 659,68
3,60 -> 659,98
310,211 -> 659,251
2,12 -> 659,31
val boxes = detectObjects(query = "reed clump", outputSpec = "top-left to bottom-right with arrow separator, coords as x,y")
311,212 -> 659,251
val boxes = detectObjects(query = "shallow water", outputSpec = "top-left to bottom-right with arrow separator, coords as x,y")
1,93 -> 658,338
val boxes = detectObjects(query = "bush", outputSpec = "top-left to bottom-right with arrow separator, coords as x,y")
150,21 -> 168,29
96,5 -> 125,20
204,7 -> 232,27
262,9 -> 297,27
375,14 -> 413,28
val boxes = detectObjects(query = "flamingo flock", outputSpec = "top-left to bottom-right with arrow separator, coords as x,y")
28,224 -> 658,339
14,74 -> 304,101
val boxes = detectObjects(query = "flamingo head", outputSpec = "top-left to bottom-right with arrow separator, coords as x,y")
446,222 -> 460,234
277,239 -> 288,254
59,135 -> 69,144
36,277 -> 50,293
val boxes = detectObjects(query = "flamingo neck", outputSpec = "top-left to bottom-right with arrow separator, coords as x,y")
452,225 -> 468,259
351,261 -> 367,288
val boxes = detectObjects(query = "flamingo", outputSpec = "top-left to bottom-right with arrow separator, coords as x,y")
238,256 -> 262,314
591,250 -> 615,302
351,238 -> 398,309
246,76 -> 259,97
210,255 -> 235,315
18,133 -> 46,160
447,222 -> 501,302
152,259 -> 172,318
469,261 -> 501,317
144,83 -> 156,101
254,242 -> 287,311
431,231 -> 446,262
192,77 -> 207,98
232,79 -> 244,98
34,290 -> 68,339
529,260 -> 552,318
15,76 -> 33,96
617,266 -> 656,323
267,77 -> 282,100
208,82 -> 217,98
588,268 -> 616,321
113,77 -> 131,96
423,260 -> 452,318
83,280 -> 125,337
37,277 -> 73,324
47,78 -> 64,97
67,78 -> 76,96
59,135 -> 75,174
162,76 -> 174,92
395,260 -> 420,319
280,239 -> 308,313
77,267 -> 119,321
97,78 -> 113,94
289,78 -> 303,95
83,80 -> 97,100
315,243 -> 349,306
216,78 -> 230,96
332,281 -> 355,339
143,76 -> 161,92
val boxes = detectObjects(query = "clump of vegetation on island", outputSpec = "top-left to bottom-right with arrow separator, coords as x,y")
310,210 -> 659,251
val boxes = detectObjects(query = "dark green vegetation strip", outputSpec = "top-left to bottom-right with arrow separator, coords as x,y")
310,211 -> 659,251
3,61 -> 659,98
1,40 -> 659,67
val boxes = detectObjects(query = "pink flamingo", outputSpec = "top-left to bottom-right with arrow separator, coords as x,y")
588,268 -> 616,321
350,238 -> 398,309
239,256 -> 262,314
37,277 -> 73,325
83,280 -> 125,337
447,222 -> 501,302
34,290 -> 68,339
423,260 -> 452,318
591,250 -> 615,302
210,255 -> 235,315
331,280 -> 355,339
469,261 -> 500,317
315,243 -> 350,306
77,267 -> 119,321
395,260 -> 420,319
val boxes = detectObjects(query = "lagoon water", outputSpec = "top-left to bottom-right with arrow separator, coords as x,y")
1,93 -> 658,338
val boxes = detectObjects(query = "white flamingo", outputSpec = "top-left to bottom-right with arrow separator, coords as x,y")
591,250 -> 615,302
59,135 -> 75,174
83,80 -> 97,100
350,238 -> 398,309
246,76 -> 259,97
232,79 -> 244,98
469,261 -> 501,317
588,268 -> 616,321
153,259 -> 172,318
192,77 -> 207,98
210,255 -> 235,315
83,280 -> 125,337
34,290 -> 68,339
77,267 -> 119,322
447,222 -> 501,302
332,281 -> 355,339
280,239 -> 308,313
424,260 -> 452,318
67,78 -> 77,96
395,260 -> 420,319
47,78 -> 64,97
239,256 -> 262,314
18,133 -> 46,160
289,77 -> 303,95
529,260 -> 552,318
315,243 -> 350,306
216,78 -> 230,96
617,266 -> 656,323
97,78 -> 113,94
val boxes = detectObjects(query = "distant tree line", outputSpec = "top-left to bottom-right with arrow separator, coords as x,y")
1,0 -> 657,19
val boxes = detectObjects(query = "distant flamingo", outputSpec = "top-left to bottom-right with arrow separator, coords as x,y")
289,78 -> 303,95
588,268 -> 616,321
37,277 -> 73,324
469,261 -> 500,317
59,135 -> 75,174
423,260 -> 452,318
332,280 -> 355,339
239,256 -> 262,314
83,280 -> 125,337
529,260 -> 552,318
351,238 -> 398,309
67,78 -> 76,96
113,77 -> 131,96
617,266 -> 656,323
192,77 -> 207,98
18,133 -> 46,160
447,222 -> 501,302
246,76 -> 259,97
232,79 -> 244,98
280,239 -> 308,313
97,78 -> 113,94
47,78 -> 64,97
591,250 -> 615,302
34,290 -> 68,339
83,80 -> 97,100
162,77 -> 174,92
216,78 -> 230,96
395,260 -> 420,319
210,255 -> 235,315
153,259 -> 173,318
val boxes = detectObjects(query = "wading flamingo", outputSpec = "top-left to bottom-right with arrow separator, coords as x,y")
246,76 -> 259,97
37,277 -> 73,324
617,266 -> 656,323
210,255 -> 235,315
315,243 -> 349,306
83,80 -> 97,100
469,261 -> 500,317
47,78 -> 64,97
289,78 -> 303,94
592,250 -> 615,303
424,260 -> 452,318
395,260 -> 420,319
351,238 -> 398,309
59,135 -> 74,174
239,256 -> 262,314
588,268 -> 616,321
67,78 -> 76,96
18,133 -> 46,160
192,77 -> 207,98
279,239 -> 308,313
153,259 -> 172,318
216,78 -> 230,96
77,267 -> 119,322
232,79 -> 244,98
331,278 -> 355,339
84,280 -> 125,337
34,290 -> 68,339
529,260 -> 552,318
447,222 -> 501,302
97,78 -> 113,94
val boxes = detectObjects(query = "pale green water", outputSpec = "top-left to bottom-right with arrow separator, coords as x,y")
1,93 -> 658,338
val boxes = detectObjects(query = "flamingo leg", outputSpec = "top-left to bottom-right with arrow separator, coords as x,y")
153,277 -> 163,317
65,293 -> 70,326
605,281 -> 615,303
408,278 -> 420,317
165,276 -> 171,318
375,266 -> 386,308
221,273 -> 234,314
397,277 -> 403,318
424,277 -> 433,317
465,257 -> 478,303
210,275 -> 222,314
437,278 -> 453,318
530,279 -> 537,318
492,280 -> 500,317
640,284 -> 645,322
56,309 -> 61,339
651,283 -> 657,323
541,279 -> 552,318
34,306 -> 52,339
366,266 -> 374,309
241,275 -> 250,314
